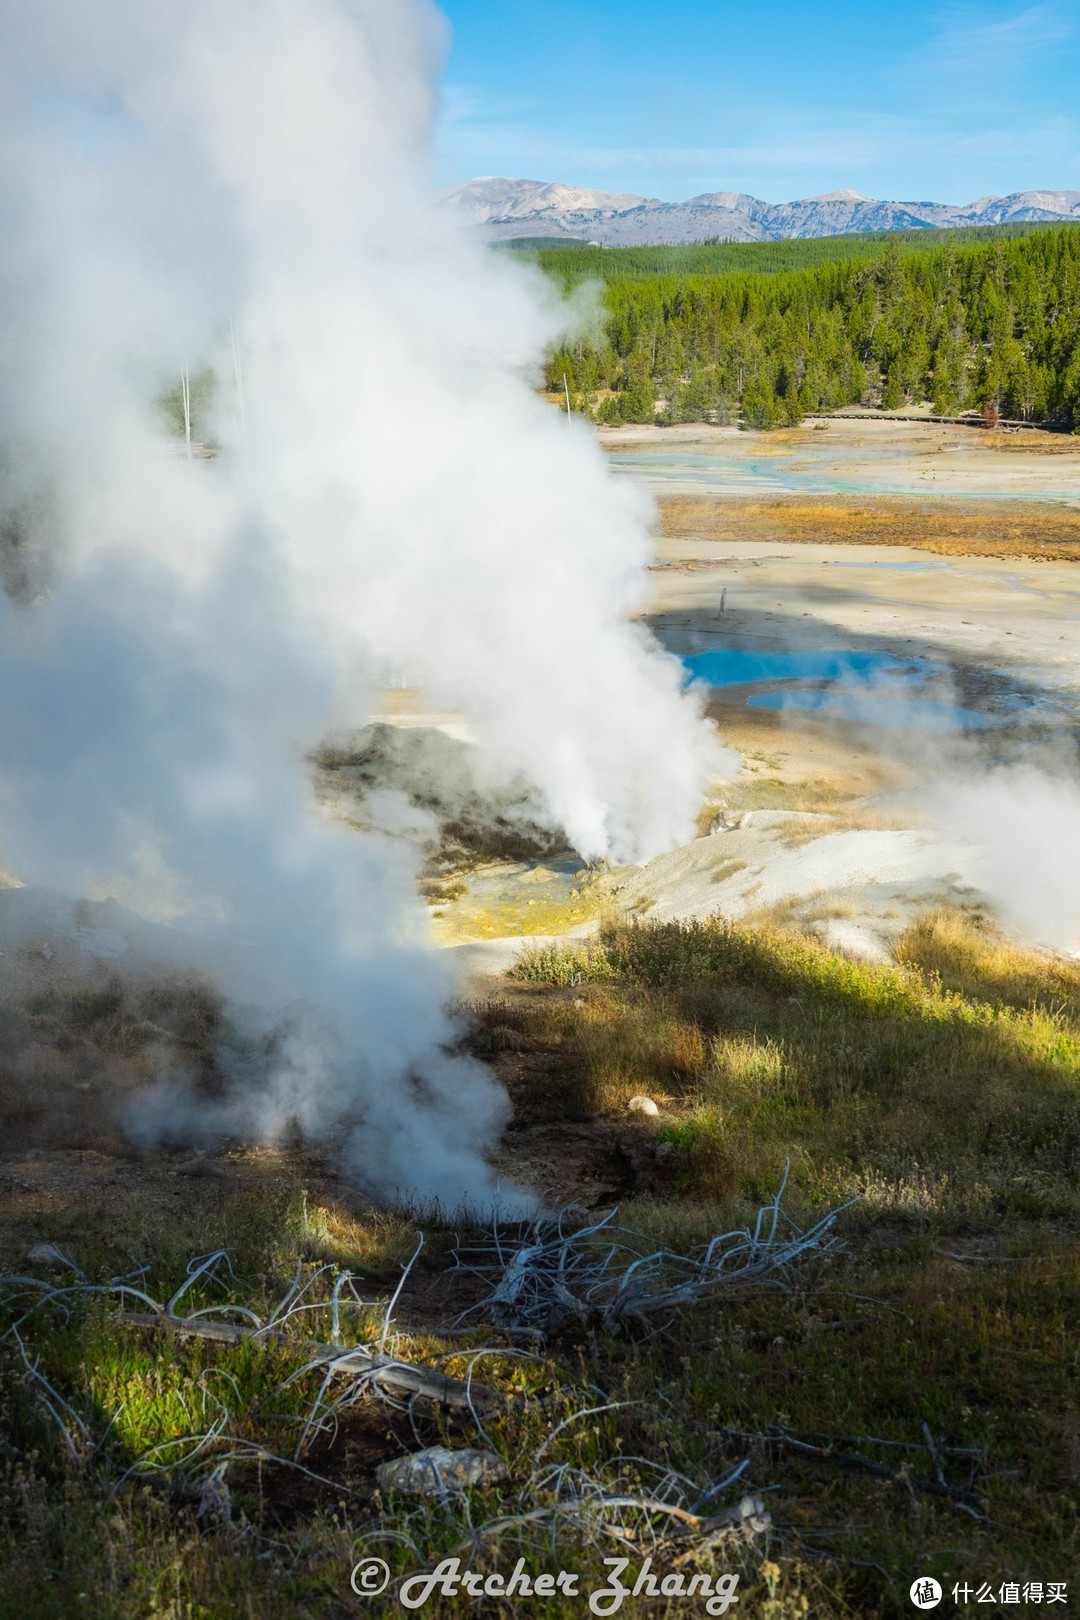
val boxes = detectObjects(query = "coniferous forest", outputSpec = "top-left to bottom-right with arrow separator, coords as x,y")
535,224 -> 1080,429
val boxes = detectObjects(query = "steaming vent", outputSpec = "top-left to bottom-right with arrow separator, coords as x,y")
0,0 -> 722,1209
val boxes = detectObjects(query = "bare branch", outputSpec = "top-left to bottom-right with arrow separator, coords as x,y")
456,1168 -> 851,1341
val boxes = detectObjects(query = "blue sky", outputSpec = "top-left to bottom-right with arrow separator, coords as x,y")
434,0 -> 1080,202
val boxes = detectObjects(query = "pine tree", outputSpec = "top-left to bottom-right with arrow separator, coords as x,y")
532,225 -> 1080,432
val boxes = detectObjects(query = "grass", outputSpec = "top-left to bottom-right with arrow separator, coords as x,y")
768,807 -> 916,850
496,914 -> 1079,1599
658,493 -> 1080,560
696,782 -> 851,828
696,778 -> 911,853
506,913 -> 1080,1221
895,908 -> 1080,1012
0,975 -> 229,1151
0,1189 -> 790,1620
1,911 -> 1077,1614
693,780 -> 854,849
712,858 -> 749,883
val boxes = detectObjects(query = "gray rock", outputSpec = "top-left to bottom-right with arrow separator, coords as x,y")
194,1464 -> 232,1533
375,1446 -> 507,1497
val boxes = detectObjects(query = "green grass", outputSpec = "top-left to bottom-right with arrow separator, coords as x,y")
495,915 -> 1079,1602
2,913 -> 1077,1614
508,914 -> 1080,1221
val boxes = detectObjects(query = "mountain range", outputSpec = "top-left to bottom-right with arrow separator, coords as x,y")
437,177 -> 1080,246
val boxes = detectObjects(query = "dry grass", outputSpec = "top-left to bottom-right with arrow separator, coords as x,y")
759,422 -> 1078,455
658,493 -> 1080,560
750,892 -> 858,928
981,430 -> 1080,454
711,858 -> 748,883
695,780 -> 851,835
896,907 -> 1080,1014
0,975 -> 228,1152
694,779 -> 908,850
3,912 -> 1079,1613
502,914 -> 1080,1222
770,804 -> 917,849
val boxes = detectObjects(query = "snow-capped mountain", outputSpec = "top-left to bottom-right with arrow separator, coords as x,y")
436,177 -> 1080,245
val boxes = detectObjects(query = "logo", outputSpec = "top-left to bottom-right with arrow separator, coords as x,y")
382,1556 -> 739,1613
351,1558 -> 391,1598
910,1577 -> 943,1609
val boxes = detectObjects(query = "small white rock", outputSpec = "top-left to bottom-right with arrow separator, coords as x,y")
375,1446 -> 507,1498
627,1095 -> 659,1117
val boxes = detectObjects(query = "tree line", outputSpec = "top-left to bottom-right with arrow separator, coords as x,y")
525,220 -> 1071,284
538,226 -> 1080,429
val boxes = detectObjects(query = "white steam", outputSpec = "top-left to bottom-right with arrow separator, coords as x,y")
934,765 -> 1080,953
0,0 -> 719,1206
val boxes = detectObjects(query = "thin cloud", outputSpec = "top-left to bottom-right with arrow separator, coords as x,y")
439,80 -> 541,125
435,13 -> 1080,203
435,105 -> 1080,202
914,1 -> 1075,79
436,113 -> 924,182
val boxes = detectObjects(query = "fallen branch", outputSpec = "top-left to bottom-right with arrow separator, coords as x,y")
934,1249 -> 1050,1266
457,1164 -> 851,1341
470,1490 -> 770,1548
3,1254 -> 776,1574
721,1426 -> 985,1515
117,1310 -> 506,1416
1,1249 -> 508,1422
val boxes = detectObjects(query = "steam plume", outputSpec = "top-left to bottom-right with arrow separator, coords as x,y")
0,0 -> 718,1205
934,765 -> 1080,953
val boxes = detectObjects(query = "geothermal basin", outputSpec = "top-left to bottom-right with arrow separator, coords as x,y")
434,417 -> 1080,967
680,647 -> 1004,730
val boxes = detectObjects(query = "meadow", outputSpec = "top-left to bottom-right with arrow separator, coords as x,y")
2,911 -> 1076,1617
655,491 -> 1080,560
